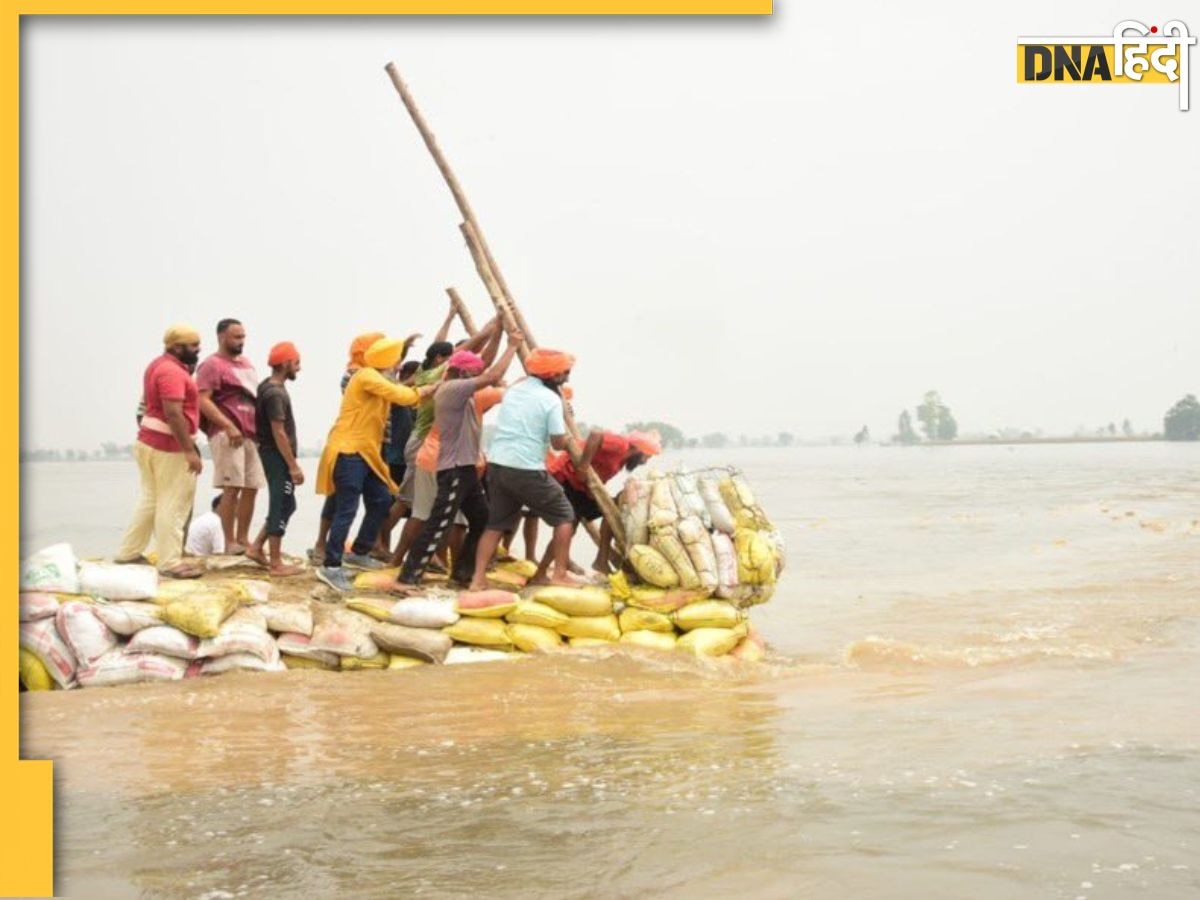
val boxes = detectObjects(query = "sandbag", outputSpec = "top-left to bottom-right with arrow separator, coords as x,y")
627,545 -> 680,589
261,601 -> 313,636
228,579 -> 271,604
620,476 -> 652,546
720,476 -> 771,531
505,600 -> 569,629
126,625 -> 203,660
19,592 -> 60,622
276,632 -> 341,667
528,585 -> 613,618
672,471 -> 711,529
444,646 -> 512,665
456,590 -> 518,619
647,477 -> 678,529
443,617 -> 512,649
78,650 -> 189,687
731,627 -> 767,662
93,600 -> 163,636
20,543 -> 80,594
557,614 -> 621,642
674,600 -> 741,631
710,531 -> 747,601
352,568 -> 402,592
487,569 -> 527,589
309,606 -> 380,659
388,597 -> 460,629
202,646 -> 285,675
56,602 -> 118,667
677,516 -> 719,591
78,561 -> 158,601
676,627 -> 740,657
507,623 -> 563,653
650,527 -> 701,590
388,655 -> 427,670
370,622 -> 452,664
625,586 -> 708,614
340,652 -> 390,671
206,608 -> 274,661
346,596 -> 395,621
568,637 -> 615,648
162,590 -> 240,638
619,630 -> 677,651
734,528 -> 776,586
19,648 -> 55,691
281,653 -> 337,671
698,475 -> 736,534
763,529 -> 787,576
19,618 -> 77,688
496,558 -> 538,579
617,607 -> 675,634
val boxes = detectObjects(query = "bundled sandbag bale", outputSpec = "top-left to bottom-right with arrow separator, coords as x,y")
202,644 -> 285,675
698,475 -> 736,535
456,590 -> 518,619
276,633 -> 341,667
78,561 -> 158,601
619,630 -> 677,652
309,606 -> 380,660
676,627 -> 741,657
734,528 -> 776,586
505,600 -> 569,629
55,602 -> 118,667
620,476 -> 652,547
627,545 -> 680,589
647,477 -> 678,529
557,614 -> 621,642
206,608 -> 275,661
677,516 -> 719,591
19,592 -> 60,622
617,607 -> 674,634
78,650 -> 189,687
443,617 -> 512,650
370,622 -> 452,664
720,475 -> 772,531
444,646 -> 512,665
529,585 -> 613,618
387,597 -> 459,629
507,623 -> 563,653
93,600 -> 163,636
674,600 -> 741,631
672,471 -> 711,529
20,543 -> 80,594
340,652 -> 390,671
19,618 -> 77,688
388,655 -> 426,670
261,601 -> 314,636
162,590 -> 240,638
650,527 -> 701,590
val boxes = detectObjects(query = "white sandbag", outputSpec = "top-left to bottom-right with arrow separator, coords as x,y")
19,592 -> 60,622
309,605 -> 379,659
93,600 -> 163,636
370,621 -> 452,663
55,601 -> 118,665
77,650 -> 189,687
444,646 -> 514,666
276,632 -> 341,667
229,579 -> 271,604
201,645 -> 285,675
710,531 -> 748,601
261,601 -> 314,636
672,471 -> 711,529
205,608 -> 274,660
699,475 -> 736,535
78,561 -> 158,600
677,515 -> 719,591
388,596 -> 460,629
18,618 -> 77,688
620,476 -> 652,547
20,543 -> 80,594
126,625 -> 204,660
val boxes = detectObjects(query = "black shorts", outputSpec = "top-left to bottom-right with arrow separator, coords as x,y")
486,464 -> 575,532
560,479 -> 603,523
388,462 -> 407,492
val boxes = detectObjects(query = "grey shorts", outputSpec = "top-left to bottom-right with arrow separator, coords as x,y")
486,464 -> 574,533
413,467 -> 467,525
396,432 -> 422,504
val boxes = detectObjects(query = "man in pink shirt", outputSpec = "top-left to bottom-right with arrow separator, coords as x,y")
195,318 -> 265,555
116,324 -> 206,578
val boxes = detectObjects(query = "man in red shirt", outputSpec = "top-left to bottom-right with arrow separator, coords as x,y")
116,324 -> 206,579
195,318 -> 264,555
542,428 -> 661,576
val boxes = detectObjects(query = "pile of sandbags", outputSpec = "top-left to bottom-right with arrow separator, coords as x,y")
619,467 -> 784,607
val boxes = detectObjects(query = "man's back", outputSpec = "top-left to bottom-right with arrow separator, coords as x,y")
488,378 -> 565,470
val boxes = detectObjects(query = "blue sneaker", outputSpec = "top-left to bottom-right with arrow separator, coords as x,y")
343,552 -> 385,571
315,566 -> 354,592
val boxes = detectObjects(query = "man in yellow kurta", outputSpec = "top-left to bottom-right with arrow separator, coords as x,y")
314,336 -> 431,591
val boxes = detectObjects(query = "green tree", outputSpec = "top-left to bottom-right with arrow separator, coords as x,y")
917,390 -> 958,441
777,432 -> 795,447
701,432 -> 729,449
1164,394 -> 1200,440
895,410 -> 918,444
854,425 -> 870,445
625,421 -> 685,450
1122,418 -> 1133,437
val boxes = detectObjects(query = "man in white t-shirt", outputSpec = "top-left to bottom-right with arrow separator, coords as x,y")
185,495 -> 226,556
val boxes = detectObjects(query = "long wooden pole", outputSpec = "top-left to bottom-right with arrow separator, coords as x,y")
445,287 -> 477,336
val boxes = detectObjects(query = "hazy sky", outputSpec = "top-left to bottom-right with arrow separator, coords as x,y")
22,4 -> 1199,449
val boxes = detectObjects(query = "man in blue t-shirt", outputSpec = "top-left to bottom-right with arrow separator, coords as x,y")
467,347 -> 579,590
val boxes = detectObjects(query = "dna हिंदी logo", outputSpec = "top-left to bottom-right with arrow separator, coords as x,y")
1016,20 -> 1196,111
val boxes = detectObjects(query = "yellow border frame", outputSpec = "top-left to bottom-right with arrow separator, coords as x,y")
6,4 -> 771,896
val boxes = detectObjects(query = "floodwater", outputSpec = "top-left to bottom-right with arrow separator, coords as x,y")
20,443 -> 1200,898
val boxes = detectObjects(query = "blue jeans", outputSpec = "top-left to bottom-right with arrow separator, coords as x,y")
324,453 -> 392,568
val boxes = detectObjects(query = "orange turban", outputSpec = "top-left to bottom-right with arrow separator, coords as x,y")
268,341 -> 300,367
348,331 -> 386,369
526,348 -> 575,378
627,430 -> 662,457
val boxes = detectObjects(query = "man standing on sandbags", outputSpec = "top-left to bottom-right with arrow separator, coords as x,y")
393,327 -> 523,590
467,348 -> 581,591
195,318 -> 264,555
246,342 -> 306,577
313,336 -> 434,592
116,324 -> 206,579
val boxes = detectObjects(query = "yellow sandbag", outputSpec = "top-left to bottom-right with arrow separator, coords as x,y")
456,590 -> 518,618
507,623 -> 563,653
529,585 -> 613,618
162,591 -> 239,639
743,584 -> 775,606
346,596 -> 395,621
647,476 -> 678,529
388,655 -> 426,670
340,652 -> 390,670
618,607 -> 675,634
624,586 -> 709,614
674,600 -> 741,631
443,617 -> 512,649
487,569 -> 527,589
619,630 -> 677,652
730,620 -> 749,639
568,637 -> 615,648
505,600 -> 569,629
19,648 -> 54,691
731,628 -> 766,662
609,570 -> 632,600
557,614 -> 621,642
628,545 -> 679,589
353,568 -> 401,592
734,528 -> 776,586
496,559 -> 538,579
281,653 -> 337,671
720,475 -> 772,530
676,627 -> 740,657
650,527 -> 701,590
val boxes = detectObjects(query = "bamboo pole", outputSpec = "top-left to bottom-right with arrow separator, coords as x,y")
445,287 -> 477,335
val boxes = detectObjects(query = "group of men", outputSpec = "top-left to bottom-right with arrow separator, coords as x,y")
117,301 -> 662,591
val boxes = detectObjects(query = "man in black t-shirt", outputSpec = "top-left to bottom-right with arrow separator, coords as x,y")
247,342 -> 304,576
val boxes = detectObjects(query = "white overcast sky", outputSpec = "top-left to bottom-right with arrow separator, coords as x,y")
21,3 -> 1199,449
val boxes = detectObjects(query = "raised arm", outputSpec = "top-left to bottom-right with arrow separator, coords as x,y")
460,315 -> 500,354
360,368 -> 426,407
432,303 -> 457,344
476,331 -> 522,388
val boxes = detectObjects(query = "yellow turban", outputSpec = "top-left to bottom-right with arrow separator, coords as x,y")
364,337 -> 406,370
163,323 -> 200,347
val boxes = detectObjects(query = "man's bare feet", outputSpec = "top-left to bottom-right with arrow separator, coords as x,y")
389,581 -> 424,596
244,547 -> 269,568
268,563 -> 305,577
226,543 -> 247,556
